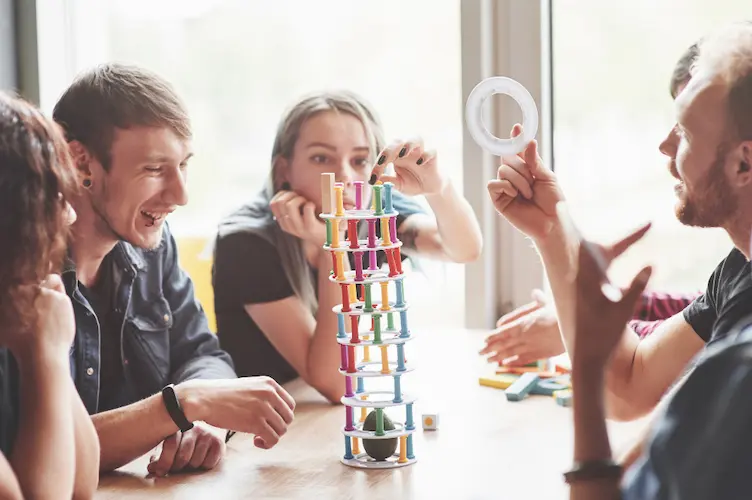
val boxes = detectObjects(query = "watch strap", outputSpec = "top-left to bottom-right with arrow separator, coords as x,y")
161,384 -> 194,433
563,458 -> 622,484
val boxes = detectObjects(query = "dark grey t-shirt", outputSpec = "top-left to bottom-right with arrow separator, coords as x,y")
623,315 -> 752,499
683,248 -> 752,344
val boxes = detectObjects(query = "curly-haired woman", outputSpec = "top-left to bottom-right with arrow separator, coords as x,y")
0,91 -> 99,499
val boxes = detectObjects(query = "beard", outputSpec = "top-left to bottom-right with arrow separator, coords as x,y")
675,148 -> 738,228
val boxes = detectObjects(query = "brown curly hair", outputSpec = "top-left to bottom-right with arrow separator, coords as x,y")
0,91 -> 78,336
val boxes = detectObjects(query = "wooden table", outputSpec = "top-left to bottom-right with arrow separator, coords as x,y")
95,329 -> 648,500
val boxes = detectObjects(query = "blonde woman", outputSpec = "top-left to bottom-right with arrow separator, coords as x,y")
212,91 -> 482,402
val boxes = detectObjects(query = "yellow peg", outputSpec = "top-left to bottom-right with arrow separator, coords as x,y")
352,437 -> 360,455
349,283 -> 357,304
335,252 -> 346,281
398,436 -> 408,463
381,217 -> 392,246
334,184 -> 345,216
331,219 -> 340,248
380,281 -> 390,311
360,396 -> 367,422
380,346 -> 389,374
363,345 -> 370,362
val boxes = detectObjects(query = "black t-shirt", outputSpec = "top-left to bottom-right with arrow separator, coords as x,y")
213,233 -> 300,383
213,194 -> 423,383
683,248 -> 752,344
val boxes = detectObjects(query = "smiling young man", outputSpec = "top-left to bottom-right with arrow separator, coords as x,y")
53,64 -> 296,476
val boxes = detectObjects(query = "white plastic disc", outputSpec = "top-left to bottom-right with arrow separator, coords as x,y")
341,452 -> 416,469
341,390 -> 417,408
465,76 -> 538,156
342,421 -> 417,440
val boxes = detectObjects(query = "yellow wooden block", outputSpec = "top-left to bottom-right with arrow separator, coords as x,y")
496,366 -> 558,378
479,373 -> 519,390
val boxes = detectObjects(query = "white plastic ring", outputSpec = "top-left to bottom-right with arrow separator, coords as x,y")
465,76 -> 539,156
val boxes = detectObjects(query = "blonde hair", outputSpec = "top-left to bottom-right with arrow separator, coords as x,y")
269,90 -> 385,190
694,22 -> 752,140
218,90 -> 387,314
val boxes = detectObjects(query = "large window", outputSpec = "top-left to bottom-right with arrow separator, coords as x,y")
41,0 -> 466,327
552,1 -> 748,293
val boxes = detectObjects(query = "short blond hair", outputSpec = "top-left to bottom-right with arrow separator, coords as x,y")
694,22 -> 752,140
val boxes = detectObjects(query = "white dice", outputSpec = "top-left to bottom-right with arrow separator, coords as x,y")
422,413 -> 438,430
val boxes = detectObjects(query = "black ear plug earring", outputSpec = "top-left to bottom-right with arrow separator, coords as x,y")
82,178 -> 92,188
741,162 -> 750,173
281,182 -> 291,190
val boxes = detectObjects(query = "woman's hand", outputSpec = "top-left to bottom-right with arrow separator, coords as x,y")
2,274 -> 75,359
270,190 -> 328,246
370,137 -> 447,196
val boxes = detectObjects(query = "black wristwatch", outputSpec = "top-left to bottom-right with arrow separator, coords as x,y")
161,384 -> 194,432
563,459 -> 622,484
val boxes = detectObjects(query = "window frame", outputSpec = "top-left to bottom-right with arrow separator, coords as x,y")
461,0 -> 550,329
27,0 -> 551,330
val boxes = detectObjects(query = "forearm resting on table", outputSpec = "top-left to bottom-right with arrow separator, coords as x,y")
306,251 -> 350,403
421,181 -> 483,263
248,250 -> 347,404
12,350 -> 76,499
93,393 -> 182,472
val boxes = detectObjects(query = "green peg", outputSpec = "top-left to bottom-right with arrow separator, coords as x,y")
375,408 -> 385,436
373,314 -> 382,344
364,283 -> 373,312
373,185 -> 384,216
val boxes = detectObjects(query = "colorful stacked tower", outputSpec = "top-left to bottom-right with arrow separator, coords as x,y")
320,173 -> 417,469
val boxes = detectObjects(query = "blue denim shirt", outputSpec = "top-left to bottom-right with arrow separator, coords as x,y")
64,224 -> 236,414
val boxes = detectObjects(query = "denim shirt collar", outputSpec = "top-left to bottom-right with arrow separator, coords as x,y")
62,240 -> 147,285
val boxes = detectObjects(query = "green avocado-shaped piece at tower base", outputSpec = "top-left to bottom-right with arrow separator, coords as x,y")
362,410 -> 398,461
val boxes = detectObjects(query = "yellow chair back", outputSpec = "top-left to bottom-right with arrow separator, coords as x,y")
176,237 -> 217,333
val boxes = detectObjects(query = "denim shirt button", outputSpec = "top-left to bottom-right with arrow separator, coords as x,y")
86,367 -> 94,376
